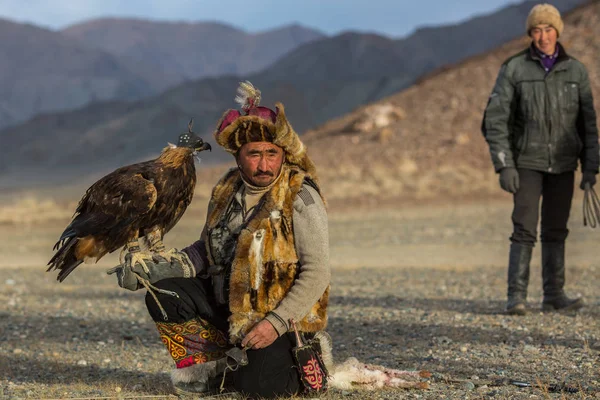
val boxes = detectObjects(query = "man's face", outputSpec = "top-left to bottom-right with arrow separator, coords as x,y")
530,24 -> 558,55
237,142 -> 284,187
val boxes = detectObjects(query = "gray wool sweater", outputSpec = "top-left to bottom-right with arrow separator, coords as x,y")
184,184 -> 330,336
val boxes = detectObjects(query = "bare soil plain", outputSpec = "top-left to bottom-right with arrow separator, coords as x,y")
1,192 -> 600,400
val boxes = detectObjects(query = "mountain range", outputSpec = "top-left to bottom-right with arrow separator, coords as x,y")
61,19 -> 325,89
0,19 -> 323,129
0,0 -> 591,191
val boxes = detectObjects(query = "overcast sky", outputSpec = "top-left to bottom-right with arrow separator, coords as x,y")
0,0 -> 521,38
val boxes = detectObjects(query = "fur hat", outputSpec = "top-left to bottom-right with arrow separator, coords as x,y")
526,3 -> 564,37
214,81 -> 317,177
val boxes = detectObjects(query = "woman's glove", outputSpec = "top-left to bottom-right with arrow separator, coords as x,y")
107,250 -> 196,291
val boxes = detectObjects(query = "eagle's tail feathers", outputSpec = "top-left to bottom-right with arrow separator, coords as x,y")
66,213 -> 112,237
48,237 -> 83,282
57,228 -> 77,245
47,237 -> 77,271
57,259 -> 85,282
53,220 -> 80,250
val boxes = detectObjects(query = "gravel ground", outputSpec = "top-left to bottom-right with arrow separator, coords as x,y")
1,198 -> 600,399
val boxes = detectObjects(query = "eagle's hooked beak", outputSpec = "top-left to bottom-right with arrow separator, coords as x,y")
198,142 -> 212,152
192,141 -> 211,163
192,141 -> 211,155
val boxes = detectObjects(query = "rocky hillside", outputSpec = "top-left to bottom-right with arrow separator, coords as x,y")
303,0 -> 600,207
187,0 -> 600,210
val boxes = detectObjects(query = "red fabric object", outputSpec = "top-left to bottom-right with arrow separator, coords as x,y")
218,105 -> 277,134
218,109 -> 241,132
247,106 -> 277,123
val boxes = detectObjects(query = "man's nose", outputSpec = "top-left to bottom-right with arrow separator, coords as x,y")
258,156 -> 268,170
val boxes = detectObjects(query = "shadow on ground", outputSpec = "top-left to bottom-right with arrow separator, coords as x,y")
1,354 -> 172,395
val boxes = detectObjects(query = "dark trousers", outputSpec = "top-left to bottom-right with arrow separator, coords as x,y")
233,332 -> 300,399
146,277 -> 300,398
146,276 -> 230,331
510,169 -> 574,246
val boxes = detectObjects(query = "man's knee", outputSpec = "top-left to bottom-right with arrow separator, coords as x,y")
144,280 -> 186,321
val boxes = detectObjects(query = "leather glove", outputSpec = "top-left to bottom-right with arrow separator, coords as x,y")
580,170 -> 597,190
107,250 -> 196,291
106,253 -> 142,291
499,167 -> 519,194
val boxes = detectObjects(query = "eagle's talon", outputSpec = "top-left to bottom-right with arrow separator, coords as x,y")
128,252 -> 153,273
157,248 -> 187,267
119,247 -> 127,265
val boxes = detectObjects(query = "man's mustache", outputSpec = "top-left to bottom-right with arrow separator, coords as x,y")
254,171 -> 274,177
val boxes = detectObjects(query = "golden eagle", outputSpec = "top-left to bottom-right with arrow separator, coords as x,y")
47,120 -> 211,282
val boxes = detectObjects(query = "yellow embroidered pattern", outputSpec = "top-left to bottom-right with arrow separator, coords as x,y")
155,317 -> 229,365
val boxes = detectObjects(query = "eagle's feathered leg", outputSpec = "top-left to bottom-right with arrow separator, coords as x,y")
145,226 -> 188,267
145,226 -> 166,253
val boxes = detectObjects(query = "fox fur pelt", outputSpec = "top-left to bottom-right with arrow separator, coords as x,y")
205,164 -> 329,343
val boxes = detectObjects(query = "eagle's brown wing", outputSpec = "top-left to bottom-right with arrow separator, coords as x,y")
77,167 -> 158,218
159,177 -> 196,235
48,165 -> 158,282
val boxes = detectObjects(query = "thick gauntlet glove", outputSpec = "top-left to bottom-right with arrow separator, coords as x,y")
499,167 -> 519,194
107,250 -> 197,291
106,253 -> 142,291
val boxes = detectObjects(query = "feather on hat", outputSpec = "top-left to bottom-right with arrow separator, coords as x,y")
214,81 -> 317,178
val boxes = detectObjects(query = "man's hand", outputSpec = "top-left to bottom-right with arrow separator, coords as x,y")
241,320 -> 278,350
580,170 -> 597,190
499,167 -> 519,194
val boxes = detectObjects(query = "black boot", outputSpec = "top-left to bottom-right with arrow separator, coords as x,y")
505,243 -> 532,315
541,242 -> 584,312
